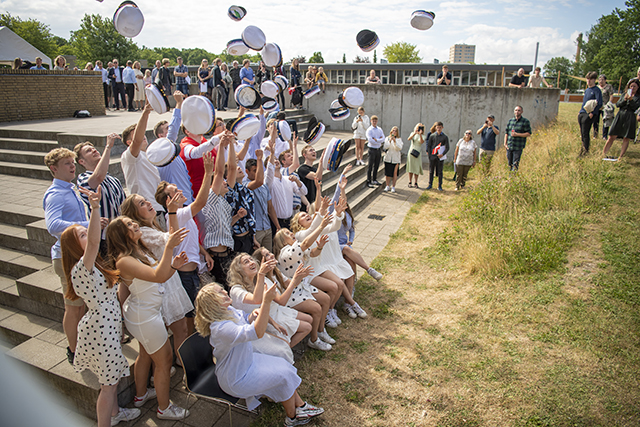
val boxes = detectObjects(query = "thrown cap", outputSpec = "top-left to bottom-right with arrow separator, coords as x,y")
303,116 -> 325,145
277,120 -> 292,142
262,97 -> 279,113
356,29 -> 379,52
227,39 -> 250,56
261,80 -> 279,98
113,1 -> 144,38
228,5 -> 247,21
145,81 -> 170,114
304,85 -> 321,99
338,87 -> 364,109
235,84 -> 262,109
242,25 -> 266,50
275,75 -> 289,92
182,95 -> 216,135
410,10 -> 435,31
231,114 -> 262,141
147,138 -> 180,167
261,43 -> 283,68
329,99 -> 350,121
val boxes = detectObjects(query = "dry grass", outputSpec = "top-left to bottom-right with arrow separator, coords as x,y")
251,103 -> 640,427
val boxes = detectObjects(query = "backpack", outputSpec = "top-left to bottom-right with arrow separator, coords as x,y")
291,87 -> 303,106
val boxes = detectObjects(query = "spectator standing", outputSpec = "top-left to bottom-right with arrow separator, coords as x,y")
174,57 -> 189,96
230,60 -> 242,93
406,123 -> 425,188
30,56 -> 46,70
158,58 -> 172,99
365,69 -> 381,84
577,71 -> 603,156
108,59 -> 126,110
240,59 -> 255,86
437,65 -> 451,85
143,69 -> 152,87
123,60 -> 137,112
256,61 -> 271,87
504,106 -> 532,171
509,68 -> 527,88
133,61 -> 145,110
212,58 -> 226,111
453,130 -> 478,191
365,115 -> 385,188
351,107 -> 370,166
527,67 -> 551,88
602,78 -> 640,161
54,55 -> 66,70
151,60 -> 161,81
426,122 -> 449,191
221,62 -> 232,109
476,114 -> 500,173
383,126 -> 403,192
95,60 -> 110,109
595,75 -> 614,139
198,59 -> 213,100
43,148 -> 89,365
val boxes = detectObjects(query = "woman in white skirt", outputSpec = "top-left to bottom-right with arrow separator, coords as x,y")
194,283 -> 325,426
352,107 -> 370,165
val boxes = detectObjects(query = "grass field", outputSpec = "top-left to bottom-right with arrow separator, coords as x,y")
251,103 -> 640,427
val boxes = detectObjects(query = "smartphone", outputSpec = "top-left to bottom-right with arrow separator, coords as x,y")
628,88 -> 633,96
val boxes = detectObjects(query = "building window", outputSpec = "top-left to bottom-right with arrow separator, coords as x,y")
330,70 -> 337,84
337,70 -> 344,84
345,70 -> 351,84
359,70 -> 367,84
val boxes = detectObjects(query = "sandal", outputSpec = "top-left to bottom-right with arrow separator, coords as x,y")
408,183 -> 414,188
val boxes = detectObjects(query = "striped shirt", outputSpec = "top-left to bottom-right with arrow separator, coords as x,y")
243,163 -> 274,232
281,167 -> 303,209
203,190 -> 234,250
77,171 -> 126,221
225,183 -> 256,235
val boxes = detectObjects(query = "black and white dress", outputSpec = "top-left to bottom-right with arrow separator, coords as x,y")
277,241 -> 318,307
72,258 -> 129,386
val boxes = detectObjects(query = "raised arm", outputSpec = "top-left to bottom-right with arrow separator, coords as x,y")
78,187 -> 102,270
240,258 -> 275,305
130,101 -> 153,158
299,214 -> 333,251
273,264 -> 313,306
211,135 -> 230,195
246,150 -> 264,190
190,151 -> 214,216
87,133 -> 119,190
226,133 -> 237,187
253,282 -> 277,338
166,92 -> 184,142
288,132 -> 300,173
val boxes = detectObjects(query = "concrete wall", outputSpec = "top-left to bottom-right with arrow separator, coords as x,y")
302,84 -> 560,154
0,69 -> 106,122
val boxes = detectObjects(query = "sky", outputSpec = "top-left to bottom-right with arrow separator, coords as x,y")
0,0 -> 629,69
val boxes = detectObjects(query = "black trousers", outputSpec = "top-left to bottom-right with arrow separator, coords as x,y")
367,147 -> 382,183
578,112 -> 594,154
125,83 -> 135,110
102,82 -> 110,108
428,156 -> 444,187
207,249 -> 234,291
112,82 -> 126,109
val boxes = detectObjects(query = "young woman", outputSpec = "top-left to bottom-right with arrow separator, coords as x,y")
228,253 -> 313,349
194,283 -> 325,426
352,107 -> 370,166
198,59 -> 212,100
453,130 -> 478,191
61,188 -> 138,427
289,59 -> 303,109
120,194 -> 193,365
406,123 -> 425,188
106,217 -> 190,420
383,126 -> 403,192
602,78 -> 640,160
54,55 -> 66,70
290,194 -> 367,321
133,61 -> 145,110
253,247 -> 336,348
143,69 -> 152,87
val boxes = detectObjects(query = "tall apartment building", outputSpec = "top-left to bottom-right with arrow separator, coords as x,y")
449,44 -> 476,63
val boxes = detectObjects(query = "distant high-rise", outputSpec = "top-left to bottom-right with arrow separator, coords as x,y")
449,44 -> 476,63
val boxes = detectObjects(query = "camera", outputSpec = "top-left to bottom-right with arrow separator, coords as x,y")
418,126 -> 424,132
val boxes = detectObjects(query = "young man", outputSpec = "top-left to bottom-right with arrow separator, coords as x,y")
509,68 -> 528,88
268,135 -> 307,230
279,134 -> 307,215
426,122 -> 450,191
158,58 -> 172,99
173,57 -> 189,96
297,144 -> 324,211
74,135 -> 126,254
365,115 -> 385,188
504,106 -> 532,171
123,60 -> 137,112
244,154 -> 277,251
43,148 -> 90,364
95,60 -> 110,109
180,119 -> 224,198
577,71 -> 602,156
30,57 -> 46,70
108,58 -> 126,110
437,65 -> 451,85
476,114 -> 500,173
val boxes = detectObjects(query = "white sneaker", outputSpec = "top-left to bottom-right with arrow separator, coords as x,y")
318,329 -> 336,344
331,308 -> 342,325
111,407 -> 141,426
367,267 -> 383,281
150,366 -> 176,387
344,303 -> 357,319
157,402 -> 190,420
325,314 -> 338,329
296,401 -> 325,419
307,337 -> 332,351
134,388 -> 157,407
391,187 -> 396,193
383,185 -> 390,192
352,302 -> 367,318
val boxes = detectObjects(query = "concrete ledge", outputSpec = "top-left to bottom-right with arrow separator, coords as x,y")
16,267 -> 65,311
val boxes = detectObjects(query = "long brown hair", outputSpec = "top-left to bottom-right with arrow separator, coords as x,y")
252,248 -> 286,293
60,225 -> 119,301
342,204 -> 355,229
105,216 -> 156,268
120,194 -> 161,231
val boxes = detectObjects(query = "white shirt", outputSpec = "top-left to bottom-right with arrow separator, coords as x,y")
120,148 -> 163,211
366,125 -> 385,149
270,172 -> 305,219
260,137 -> 289,160
166,206 -> 201,270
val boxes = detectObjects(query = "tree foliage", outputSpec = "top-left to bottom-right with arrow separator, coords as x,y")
309,52 -> 324,63
353,55 -> 370,63
70,14 -> 138,65
0,13 -> 60,60
544,56 -> 580,90
581,0 -> 640,85
373,50 -> 377,63
383,42 -> 421,63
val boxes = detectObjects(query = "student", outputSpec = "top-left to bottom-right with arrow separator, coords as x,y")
194,283 -> 325,426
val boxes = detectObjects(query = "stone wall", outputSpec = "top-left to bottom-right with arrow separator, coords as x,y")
303,84 -> 560,153
0,69 -> 106,122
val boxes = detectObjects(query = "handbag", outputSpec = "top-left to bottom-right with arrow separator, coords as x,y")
410,149 -> 420,158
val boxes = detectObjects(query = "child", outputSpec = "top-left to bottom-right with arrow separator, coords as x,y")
314,67 -> 328,93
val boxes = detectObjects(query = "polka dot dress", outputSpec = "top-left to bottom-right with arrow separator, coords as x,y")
277,242 -> 318,308
72,259 -> 129,386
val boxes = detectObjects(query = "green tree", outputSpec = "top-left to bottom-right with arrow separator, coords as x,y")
543,56 -> 579,90
309,52 -> 324,63
353,55 -> 370,63
383,42 -> 421,63
373,50 -> 377,63
70,14 -> 138,65
342,53 -> 346,63
581,0 -> 640,86
0,13 -> 60,60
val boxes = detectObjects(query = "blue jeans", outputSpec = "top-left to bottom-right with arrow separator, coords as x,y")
177,269 -> 200,317
507,149 -> 523,171
176,83 -> 189,96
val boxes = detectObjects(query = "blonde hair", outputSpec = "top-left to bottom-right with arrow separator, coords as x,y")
388,126 -> 399,137
120,194 -> 160,231
252,248 -> 286,293
226,253 -> 256,292
44,148 -> 75,169
272,229 -> 288,260
194,284 -> 237,336
289,212 -> 305,234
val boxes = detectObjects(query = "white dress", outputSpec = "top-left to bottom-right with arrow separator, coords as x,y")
210,307 -> 301,410
71,258 -> 129,386
276,243 -> 318,306
140,226 -> 194,325
295,213 -> 354,280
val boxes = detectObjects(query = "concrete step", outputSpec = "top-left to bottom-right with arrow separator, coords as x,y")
0,148 -> 50,165
0,137 -> 60,152
14,266 -> 65,321
0,202 -> 45,227
0,129 -> 59,141
0,155 -> 123,182
0,246 -> 51,279
0,222 -> 51,258
0,305 -> 59,347
0,160 -> 52,180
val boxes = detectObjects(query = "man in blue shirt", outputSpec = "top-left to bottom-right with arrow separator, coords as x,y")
108,58 -> 127,110
95,60 -> 110,109
43,148 -> 90,364
174,56 -> 189,96
578,71 -> 603,156
122,60 -> 137,112
476,114 -> 500,174
240,59 -> 255,86
30,57 -> 46,70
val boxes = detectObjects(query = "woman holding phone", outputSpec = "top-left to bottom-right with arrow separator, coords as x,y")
406,123 -> 425,188
602,78 -> 640,160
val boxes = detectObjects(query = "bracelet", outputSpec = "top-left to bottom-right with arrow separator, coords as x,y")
168,212 -> 177,215
171,265 -> 177,270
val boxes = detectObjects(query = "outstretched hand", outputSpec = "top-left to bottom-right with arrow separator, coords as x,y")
167,227 -> 189,248
171,251 -> 189,269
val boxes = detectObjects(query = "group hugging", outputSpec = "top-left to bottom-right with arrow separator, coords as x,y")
43,91 -> 383,427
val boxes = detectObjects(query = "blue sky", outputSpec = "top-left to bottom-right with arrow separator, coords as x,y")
0,0 -> 629,69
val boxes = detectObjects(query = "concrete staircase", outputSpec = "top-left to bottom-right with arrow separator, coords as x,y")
0,110 -> 406,422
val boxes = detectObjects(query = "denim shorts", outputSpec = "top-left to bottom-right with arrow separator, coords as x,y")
177,268 -> 200,318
